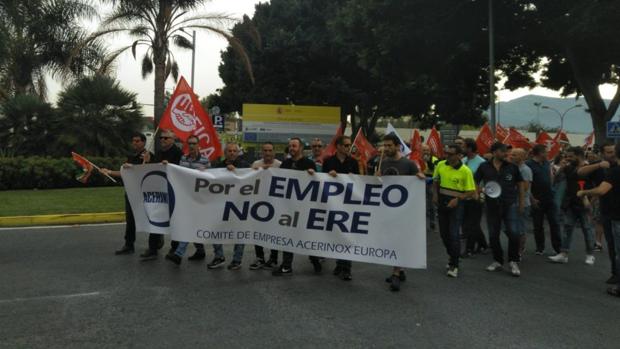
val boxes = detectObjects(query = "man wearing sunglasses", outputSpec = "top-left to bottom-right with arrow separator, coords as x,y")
165,135 -> 210,265
309,138 -> 324,172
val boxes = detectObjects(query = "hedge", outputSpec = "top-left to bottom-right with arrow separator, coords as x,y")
0,156 -> 125,190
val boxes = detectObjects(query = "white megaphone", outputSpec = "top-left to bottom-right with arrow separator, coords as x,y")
483,181 -> 502,199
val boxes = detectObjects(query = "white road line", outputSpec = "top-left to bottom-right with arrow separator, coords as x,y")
0,223 -> 124,231
0,291 -> 103,304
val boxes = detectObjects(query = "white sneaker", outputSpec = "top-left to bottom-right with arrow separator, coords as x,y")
486,261 -> 503,272
509,262 -> 521,277
446,266 -> 459,278
585,255 -> 595,265
548,253 -> 568,264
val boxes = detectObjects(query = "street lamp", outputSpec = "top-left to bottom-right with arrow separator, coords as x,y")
541,104 -> 583,130
533,102 -> 542,124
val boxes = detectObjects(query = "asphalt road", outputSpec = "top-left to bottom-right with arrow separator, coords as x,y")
0,224 -> 618,348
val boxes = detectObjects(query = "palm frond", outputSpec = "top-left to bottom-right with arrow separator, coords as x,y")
141,53 -> 153,79
172,35 -> 194,50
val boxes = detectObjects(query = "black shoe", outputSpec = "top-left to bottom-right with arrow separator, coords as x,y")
115,245 -> 134,255
461,250 -> 474,259
341,270 -> 352,281
389,275 -> 400,292
385,271 -> 406,283
263,259 -> 278,270
188,250 -> 206,261
139,249 -> 158,260
227,261 -> 242,270
165,253 -> 181,265
207,257 -> 226,269
249,259 -> 266,270
333,265 -> 343,276
272,265 -> 293,276
606,275 -> 618,284
311,259 -> 322,273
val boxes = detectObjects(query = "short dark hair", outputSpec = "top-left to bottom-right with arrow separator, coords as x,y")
601,141 -> 615,152
335,135 -> 351,145
566,146 -> 584,157
262,141 -> 274,147
447,144 -> 462,155
383,133 -> 401,146
131,132 -> 146,142
464,138 -> 477,152
532,144 -> 547,156
289,137 -> 303,148
490,142 -> 507,153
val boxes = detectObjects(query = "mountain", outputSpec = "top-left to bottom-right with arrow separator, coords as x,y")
493,94 -> 620,134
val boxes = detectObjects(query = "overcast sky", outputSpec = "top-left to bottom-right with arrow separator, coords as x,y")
45,0 -> 615,116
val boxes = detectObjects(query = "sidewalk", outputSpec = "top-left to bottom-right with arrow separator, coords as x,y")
0,212 -> 125,227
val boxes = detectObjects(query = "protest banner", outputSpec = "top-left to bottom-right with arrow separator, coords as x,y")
122,164 -> 427,268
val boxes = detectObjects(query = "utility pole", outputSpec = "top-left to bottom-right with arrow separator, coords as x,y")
488,0 -> 496,137
191,31 -> 196,89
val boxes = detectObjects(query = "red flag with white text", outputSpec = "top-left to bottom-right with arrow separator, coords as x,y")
426,126 -> 444,158
320,124 -> 344,162
553,129 -> 570,144
476,123 -> 495,155
547,140 -> 561,160
71,151 -> 94,184
408,129 -> 426,172
503,127 -> 532,150
158,76 -> 222,160
496,124 -> 509,142
352,128 -> 378,167
584,132 -> 595,148
535,131 -> 552,146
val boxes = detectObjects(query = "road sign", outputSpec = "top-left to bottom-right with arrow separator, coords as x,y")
607,121 -> 620,138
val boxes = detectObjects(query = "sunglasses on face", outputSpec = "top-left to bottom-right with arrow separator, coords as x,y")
188,142 -> 198,145
312,145 -> 322,148
341,144 -> 352,147
160,136 -> 172,140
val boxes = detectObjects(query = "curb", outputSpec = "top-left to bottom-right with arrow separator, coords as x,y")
0,212 -> 125,227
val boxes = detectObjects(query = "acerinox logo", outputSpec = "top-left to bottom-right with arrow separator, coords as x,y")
170,93 -> 196,132
141,171 -> 175,227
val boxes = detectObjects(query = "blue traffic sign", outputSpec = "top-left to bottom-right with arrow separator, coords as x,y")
607,121 -> 620,138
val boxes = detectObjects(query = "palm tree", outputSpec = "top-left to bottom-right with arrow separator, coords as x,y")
85,0 -> 255,129
0,0 -> 105,99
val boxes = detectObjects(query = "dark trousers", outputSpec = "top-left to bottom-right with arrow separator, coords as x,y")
148,234 -> 164,251
531,200 -> 561,253
602,217 -> 617,276
438,203 -> 464,268
426,183 -> 436,228
170,240 -> 204,253
255,245 -> 278,262
282,251 -> 294,268
336,259 -> 352,271
124,195 -> 135,247
463,199 -> 488,252
486,202 -> 520,264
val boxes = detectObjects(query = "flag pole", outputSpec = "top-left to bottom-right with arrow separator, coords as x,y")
87,159 -> 117,183
376,146 -> 385,176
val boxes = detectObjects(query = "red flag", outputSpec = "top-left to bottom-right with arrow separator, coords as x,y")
503,127 -> 532,150
71,151 -> 94,184
476,123 -> 495,155
320,124 -> 344,162
496,124 -> 509,141
535,131 -> 552,145
553,129 -> 570,144
583,132 -> 594,148
426,126 -> 444,158
408,129 -> 426,172
352,128 -> 378,167
158,76 -> 222,161
547,140 -> 561,160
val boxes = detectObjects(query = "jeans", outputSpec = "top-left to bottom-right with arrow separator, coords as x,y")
610,220 -> 620,286
438,202 -> 464,268
486,201 -> 519,264
255,245 -> 278,262
515,206 -> 531,235
123,195 -> 135,247
213,244 -> 244,262
602,217 -> 617,276
174,242 -> 205,257
531,200 -> 562,254
463,199 -> 488,252
561,207 -> 594,254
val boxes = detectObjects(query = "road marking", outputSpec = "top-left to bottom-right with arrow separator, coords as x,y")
0,223 -> 124,231
0,291 -> 103,304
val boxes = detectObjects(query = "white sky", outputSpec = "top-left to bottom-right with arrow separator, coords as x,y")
45,0 -> 617,115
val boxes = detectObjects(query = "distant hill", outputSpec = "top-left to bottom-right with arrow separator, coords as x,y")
493,94 -> 620,134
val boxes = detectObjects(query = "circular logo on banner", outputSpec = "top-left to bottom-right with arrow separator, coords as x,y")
170,93 -> 195,132
141,171 -> 175,227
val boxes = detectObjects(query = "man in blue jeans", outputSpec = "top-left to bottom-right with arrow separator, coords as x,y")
578,143 -> 620,297
475,142 -> 525,277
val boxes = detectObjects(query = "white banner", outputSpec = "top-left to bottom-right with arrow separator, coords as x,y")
122,164 -> 426,268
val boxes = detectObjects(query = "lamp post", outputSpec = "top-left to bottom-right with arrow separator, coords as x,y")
541,104 -> 583,130
533,102 -> 542,124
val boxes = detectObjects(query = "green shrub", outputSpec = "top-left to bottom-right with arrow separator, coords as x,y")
0,156 -> 125,190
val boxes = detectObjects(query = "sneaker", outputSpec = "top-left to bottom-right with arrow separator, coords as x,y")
114,245 -> 134,255
139,249 -> 158,260
385,271 -> 406,283
341,270 -> 352,281
446,266 -> 459,278
263,259 -> 278,270
593,243 -> 603,252
165,253 -> 181,266
509,261 -> 521,277
227,261 -> 242,270
607,286 -> 620,297
272,266 -> 292,276
548,253 -> 568,264
311,259 -> 322,273
486,261 -> 503,272
606,275 -> 618,284
333,265 -> 343,276
535,250 -> 544,256
585,255 -> 595,265
188,250 -> 206,261
207,257 -> 226,269
389,275 -> 401,292
249,259 -> 265,270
